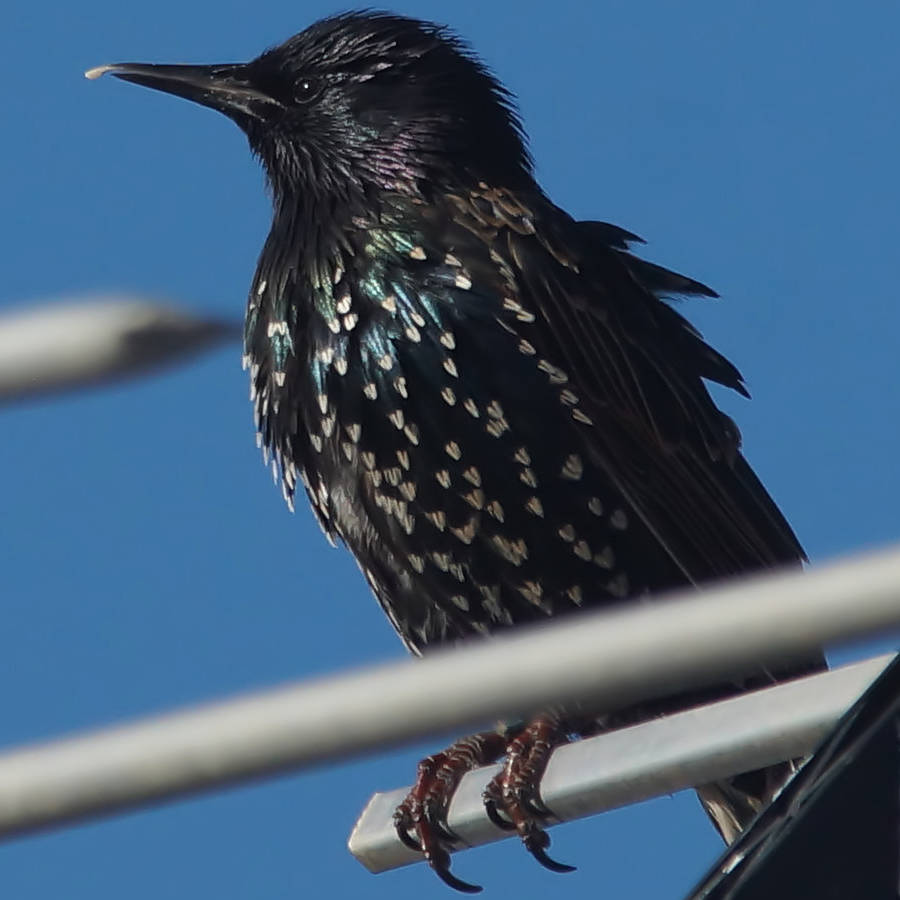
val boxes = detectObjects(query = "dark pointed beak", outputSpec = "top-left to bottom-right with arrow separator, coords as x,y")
85,62 -> 280,121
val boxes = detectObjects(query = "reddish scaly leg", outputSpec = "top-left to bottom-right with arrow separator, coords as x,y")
483,712 -> 575,873
394,731 -> 507,893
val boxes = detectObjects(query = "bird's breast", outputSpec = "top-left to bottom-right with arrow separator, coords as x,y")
269,277 -> 653,649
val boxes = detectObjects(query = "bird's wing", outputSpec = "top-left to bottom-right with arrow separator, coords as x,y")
441,186 -> 804,584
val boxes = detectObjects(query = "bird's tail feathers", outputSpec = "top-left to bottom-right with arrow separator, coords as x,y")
697,756 -> 806,844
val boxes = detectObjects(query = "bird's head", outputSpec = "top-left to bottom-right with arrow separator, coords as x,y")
88,11 -> 533,202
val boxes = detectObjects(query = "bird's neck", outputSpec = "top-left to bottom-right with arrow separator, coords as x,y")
264,182 -> 432,274
248,185 -> 434,352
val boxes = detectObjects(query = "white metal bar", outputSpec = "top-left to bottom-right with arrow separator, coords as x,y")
349,654 -> 894,872
0,546 -> 897,839
0,298 -> 239,404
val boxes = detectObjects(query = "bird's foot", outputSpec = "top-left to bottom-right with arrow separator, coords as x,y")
394,730 -> 507,893
483,712 -> 575,874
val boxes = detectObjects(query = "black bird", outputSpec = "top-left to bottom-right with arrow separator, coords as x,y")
88,11 -> 823,892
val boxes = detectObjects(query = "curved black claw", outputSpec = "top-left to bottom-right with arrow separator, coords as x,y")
523,794 -> 552,818
394,809 -> 458,852
522,825 -> 576,874
530,844 -> 576,875
481,712 -> 577,874
432,819 -> 460,843
482,780 -> 514,831
429,845 -> 483,894
436,867 -> 483,894
394,733 -> 507,892
393,811 -> 423,853
483,796 -> 515,831
423,800 -> 460,843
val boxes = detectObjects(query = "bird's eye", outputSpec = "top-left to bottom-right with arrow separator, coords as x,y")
293,77 -> 321,104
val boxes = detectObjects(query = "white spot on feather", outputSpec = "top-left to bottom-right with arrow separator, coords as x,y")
561,454 -> 583,481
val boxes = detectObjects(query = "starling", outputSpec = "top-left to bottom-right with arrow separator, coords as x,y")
88,12 -> 823,892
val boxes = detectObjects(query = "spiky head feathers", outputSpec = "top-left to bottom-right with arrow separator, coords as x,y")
242,12 -> 533,196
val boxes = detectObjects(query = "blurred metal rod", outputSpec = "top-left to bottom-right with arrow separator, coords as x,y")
349,653 -> 894,872
0,297 -> 239,404
0,545 -> 897,840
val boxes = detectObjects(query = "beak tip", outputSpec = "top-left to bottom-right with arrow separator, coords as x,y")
85,64 -> 116,81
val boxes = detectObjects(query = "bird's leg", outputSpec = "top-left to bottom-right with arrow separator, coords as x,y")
482,711 -> 575,874
394,730 -> 508,893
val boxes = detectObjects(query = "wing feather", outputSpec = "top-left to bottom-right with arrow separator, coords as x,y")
451,188 -> 804,583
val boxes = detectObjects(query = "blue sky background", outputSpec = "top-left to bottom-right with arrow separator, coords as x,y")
2,2 -> 898,898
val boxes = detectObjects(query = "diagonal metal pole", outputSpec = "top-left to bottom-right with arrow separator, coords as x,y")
0,545 -> 895,841
0,297 -> 239,404
348,654 -> 894,872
